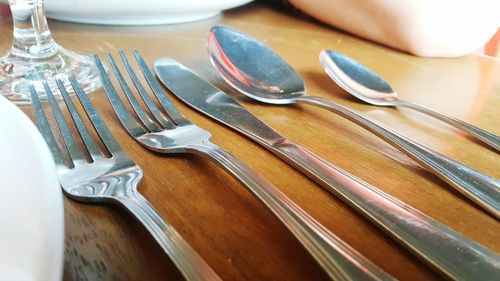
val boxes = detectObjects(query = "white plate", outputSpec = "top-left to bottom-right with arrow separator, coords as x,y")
41,0 -> 253,25
0,96 -> 64,281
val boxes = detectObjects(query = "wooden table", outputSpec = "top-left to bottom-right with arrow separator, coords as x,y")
1,3 -> 499,280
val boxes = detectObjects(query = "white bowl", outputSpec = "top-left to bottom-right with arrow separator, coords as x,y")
0,0 -> 253,25
0,96 -> 64,281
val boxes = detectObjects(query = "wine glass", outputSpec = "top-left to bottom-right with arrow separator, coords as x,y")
0,0 -> 100,104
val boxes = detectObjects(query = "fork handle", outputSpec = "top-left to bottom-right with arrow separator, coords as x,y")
189,142 -> 395,281
270,139 -> 500,281
119,192 -> 222,281
395,100 -> 500,152
297,96 -> 500,218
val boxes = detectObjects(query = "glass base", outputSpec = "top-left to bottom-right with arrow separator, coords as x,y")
0,44 -> 101,105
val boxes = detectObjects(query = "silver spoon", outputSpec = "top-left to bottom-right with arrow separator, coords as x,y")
319,49 -> 500,152
207,25 -> 500,218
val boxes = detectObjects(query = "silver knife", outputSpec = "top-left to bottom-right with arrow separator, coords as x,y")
154,57 -> 500,281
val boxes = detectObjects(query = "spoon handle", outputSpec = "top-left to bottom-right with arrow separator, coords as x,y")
270,138 -> 500,281
297,96 -> 500,218
395,100 -> 500,152
190,141 -> 395,281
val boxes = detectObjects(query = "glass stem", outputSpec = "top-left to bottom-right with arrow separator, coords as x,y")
9,0 -> 58,59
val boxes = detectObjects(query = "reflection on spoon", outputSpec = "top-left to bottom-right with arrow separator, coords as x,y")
319,49 -> 500,152
207,25 -> 500,219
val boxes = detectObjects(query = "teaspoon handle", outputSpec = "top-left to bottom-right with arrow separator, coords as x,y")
297,96 -> 500,219
189,142 -> 395,281
270,139 -> 500,281
395,100 -> 500,152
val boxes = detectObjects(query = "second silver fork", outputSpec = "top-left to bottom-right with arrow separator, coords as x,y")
94,49 -> 397,281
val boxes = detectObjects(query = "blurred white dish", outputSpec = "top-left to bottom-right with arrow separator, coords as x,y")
43,0 -> 253,25
0,96 -> 64,281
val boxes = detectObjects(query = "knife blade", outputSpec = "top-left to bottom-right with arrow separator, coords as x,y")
154,57 -> 500,281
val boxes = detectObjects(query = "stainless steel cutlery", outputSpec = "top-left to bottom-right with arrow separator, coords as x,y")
92,49 -> 397,281
30,77 -> 221,281
154,57 -> 500,281
26,37 -> 499,280
206,25 -> 500,219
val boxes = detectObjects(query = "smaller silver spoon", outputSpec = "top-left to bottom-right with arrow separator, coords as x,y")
319,49 -> 500,152
207,25 -> 500,219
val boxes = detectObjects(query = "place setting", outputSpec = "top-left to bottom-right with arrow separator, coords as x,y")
1,1 -> 499,280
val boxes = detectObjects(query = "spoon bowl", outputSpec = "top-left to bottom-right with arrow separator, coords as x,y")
208,25 -> 305,104
319,49 -> 500,151
319,50 -> 397,106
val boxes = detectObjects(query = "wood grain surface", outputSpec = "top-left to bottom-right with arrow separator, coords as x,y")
1,2 -> 499,281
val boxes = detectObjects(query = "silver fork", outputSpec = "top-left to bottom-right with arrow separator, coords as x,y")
30,78 -> 221,281
93,49 -> 398,281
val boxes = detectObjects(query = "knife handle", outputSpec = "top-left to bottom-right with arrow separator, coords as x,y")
271,139 -> 500,281
189,142 -> 395,281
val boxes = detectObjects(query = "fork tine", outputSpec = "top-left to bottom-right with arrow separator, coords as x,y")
30,85 -> 66,167
44,81 -> 86,166
56,79 -> 101,159
68,75 -> 124,157
132,49 -> 190,126
93,54 -> 147,139
107,53 -> 161,133
118,50 -> 173,130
